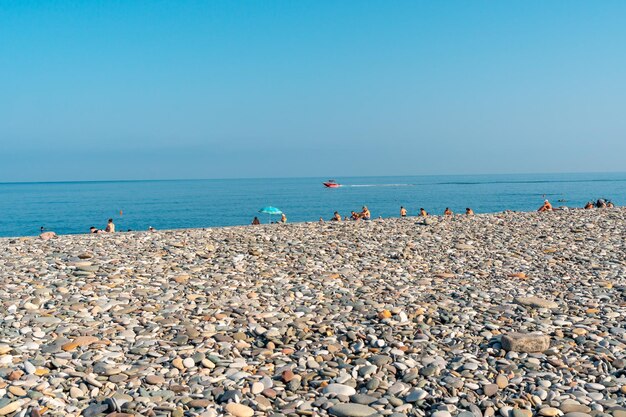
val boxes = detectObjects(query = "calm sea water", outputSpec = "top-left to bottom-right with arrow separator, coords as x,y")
0,173 -> 624,237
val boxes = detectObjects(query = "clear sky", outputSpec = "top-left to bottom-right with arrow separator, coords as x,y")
1,1 -> 625,182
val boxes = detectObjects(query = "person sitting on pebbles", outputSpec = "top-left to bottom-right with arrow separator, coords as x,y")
350,211 -> 360,221
361,206 -> 371,220
465,208 -> 474,215
537,200 -> 553,212
584,201 -> 594,209
90,226 -> 102,234
280,213 -> 287,223
331,211 -> 342,221
607,201 -> 615,208
105,218 -> 115,232
400,206 -> 407,217
251,217 -> 260,225
420,208 -> 428,217
444,207 -> 453,216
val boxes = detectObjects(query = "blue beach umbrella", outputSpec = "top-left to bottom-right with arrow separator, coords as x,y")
259,206 -> 283,223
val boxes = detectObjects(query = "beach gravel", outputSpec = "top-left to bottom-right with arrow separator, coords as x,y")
0,208 -> 625,416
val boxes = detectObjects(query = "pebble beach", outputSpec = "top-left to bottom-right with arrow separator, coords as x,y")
0,209 -> 624,417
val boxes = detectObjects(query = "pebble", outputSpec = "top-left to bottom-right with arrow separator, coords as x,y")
501,332 -> 551,352
329,404 -> 377,417
539,408 -> 560,416
224,403 -> 254,417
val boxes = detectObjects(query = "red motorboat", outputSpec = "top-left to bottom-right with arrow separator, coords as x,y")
323,180 -> 341,188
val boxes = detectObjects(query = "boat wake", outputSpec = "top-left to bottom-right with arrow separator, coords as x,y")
346,184 -> 414,187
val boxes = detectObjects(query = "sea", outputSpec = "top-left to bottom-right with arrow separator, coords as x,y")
1,172 -> 624,238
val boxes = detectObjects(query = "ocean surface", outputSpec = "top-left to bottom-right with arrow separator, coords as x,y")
1,173 -> 625,237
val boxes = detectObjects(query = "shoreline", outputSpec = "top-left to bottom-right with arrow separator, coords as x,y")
2,206 -> 618,240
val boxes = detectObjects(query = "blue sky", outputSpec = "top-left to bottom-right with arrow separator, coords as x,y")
1,1 -> 625,181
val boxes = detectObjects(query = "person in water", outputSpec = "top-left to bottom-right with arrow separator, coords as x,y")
420,208 -> 428,217
444,208 -> 453,216
538,200 -> 553,212
465,208 -> 474,215
280,213 -> 287,223
584,201 -> 594,209
105,219 -> 115,233
251,217 -> 260,225
361,206 -> 371,220
400,206 -> 407,217
332,211 -> 342,221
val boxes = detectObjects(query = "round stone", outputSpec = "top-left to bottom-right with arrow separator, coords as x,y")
224,403 -> 254,417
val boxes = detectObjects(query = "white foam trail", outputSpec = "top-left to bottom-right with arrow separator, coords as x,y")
345,184 -> 414,187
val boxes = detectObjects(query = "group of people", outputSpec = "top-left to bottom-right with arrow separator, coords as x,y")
403,206 -> 474,217
251,213 -> 287,225
539,198 -> 616,212
90,219 -> 116,234
322,206 -> 476,222
326,206 -> 371,222
584,198 -> 614,209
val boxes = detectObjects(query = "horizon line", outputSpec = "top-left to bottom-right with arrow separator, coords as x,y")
1,170 -> 625,186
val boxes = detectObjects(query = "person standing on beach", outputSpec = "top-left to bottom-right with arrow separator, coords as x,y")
105,218 -> 115,233
400,206 -> 407,217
